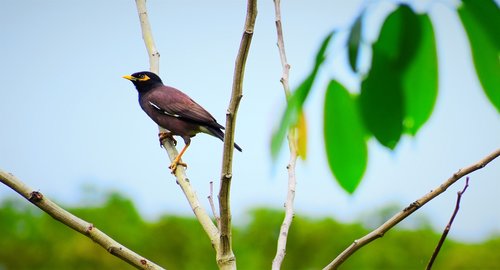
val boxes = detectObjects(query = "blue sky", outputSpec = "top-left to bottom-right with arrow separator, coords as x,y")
1,0 -> 499,242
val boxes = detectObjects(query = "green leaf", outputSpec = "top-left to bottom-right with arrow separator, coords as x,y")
271,31 -> 334,159
459,0 -> 500,113
360,5 -> 421,149
373,6 -> 421,67
348,14 -> 363,72
324,80 -> 367,194
360,57 -> 403,149
402,14 -> 438,135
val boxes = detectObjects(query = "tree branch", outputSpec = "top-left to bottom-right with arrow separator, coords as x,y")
426,177 -> 470,269
208,181 -> 221,227
217,0 -> 257,268
0,170 -> 164,270
273,0 -> 291,99
135,0 -> 159,73
162,138 -> 220,247
271,0 -> 298,269
323,148 -> 500,270
134,0 -> 220,250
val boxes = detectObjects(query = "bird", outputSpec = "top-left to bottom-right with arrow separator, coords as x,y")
123,71 -> 242,173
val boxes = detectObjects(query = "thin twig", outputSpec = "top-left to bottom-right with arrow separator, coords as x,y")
271,0 -> 298,269
272,149 -> 298,270
426,177 -> 470,269
134,0 -> 220,250
208,181 -> 220,226
323,148 -> 500,270
0,170 -> 164,270
217,0 -> 257,269
273,0 -> 291,99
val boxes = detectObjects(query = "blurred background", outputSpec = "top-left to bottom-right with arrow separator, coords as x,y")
1,0 -> 499,269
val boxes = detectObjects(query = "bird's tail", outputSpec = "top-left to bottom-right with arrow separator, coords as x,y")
205,126 -> 242,152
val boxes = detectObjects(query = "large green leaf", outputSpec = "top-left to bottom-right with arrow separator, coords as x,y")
402,14 -> 438,135
271,31 -> 334,159
459,0 -> 500,112
324,80 -> 367,194
348,14 -> 363,73
360,5 -> 421,149
360,57 -> 403,149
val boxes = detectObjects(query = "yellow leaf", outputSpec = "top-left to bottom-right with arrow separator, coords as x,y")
295,111 -> 308,160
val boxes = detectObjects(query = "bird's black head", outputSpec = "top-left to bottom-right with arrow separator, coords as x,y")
122,71 -> 163,93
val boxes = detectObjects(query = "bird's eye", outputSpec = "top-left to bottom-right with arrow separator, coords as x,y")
138,74 -> 145,78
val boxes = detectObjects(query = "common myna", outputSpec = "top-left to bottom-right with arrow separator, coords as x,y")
123,71 -> 242,173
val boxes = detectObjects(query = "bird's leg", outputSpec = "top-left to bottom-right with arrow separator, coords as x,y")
169,142 -> 189,174
158,131 -> 177,147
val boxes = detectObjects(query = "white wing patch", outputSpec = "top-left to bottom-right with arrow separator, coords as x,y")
149,101 -> 181,118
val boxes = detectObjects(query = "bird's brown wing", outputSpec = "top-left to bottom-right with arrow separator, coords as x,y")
147,85 -> 224,129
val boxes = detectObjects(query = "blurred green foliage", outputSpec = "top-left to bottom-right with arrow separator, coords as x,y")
1,193 -> 499,269
271,0 -> 499,194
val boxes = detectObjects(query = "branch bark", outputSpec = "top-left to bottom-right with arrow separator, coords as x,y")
271,0 -> 298,269
323,148 -> 500,270
217,0 -> 257,269
134,0 -> 220,251
135,0 -> 159,73
0,170 -> 164,270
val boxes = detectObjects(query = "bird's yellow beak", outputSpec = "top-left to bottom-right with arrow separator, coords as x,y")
122,75 -> 135,81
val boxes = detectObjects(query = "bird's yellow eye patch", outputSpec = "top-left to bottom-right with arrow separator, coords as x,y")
137,74 -> 150,81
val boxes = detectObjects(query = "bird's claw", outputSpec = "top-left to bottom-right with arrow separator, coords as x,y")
159,132 -> 177,147
169,161 -> 187,174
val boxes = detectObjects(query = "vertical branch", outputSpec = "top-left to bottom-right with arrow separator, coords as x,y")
272,0 -> 298,269
133,0 -> 220,250
273,0 -> 291,98
135,0 -> 160,74
218,0 -> 257,268
272,148 -> 298,270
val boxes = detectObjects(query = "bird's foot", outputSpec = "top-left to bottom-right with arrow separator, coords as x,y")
159,132 -> 177,147
169,160 -> 187,174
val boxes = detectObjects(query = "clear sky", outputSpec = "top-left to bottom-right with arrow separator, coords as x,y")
1,0 -> 499,242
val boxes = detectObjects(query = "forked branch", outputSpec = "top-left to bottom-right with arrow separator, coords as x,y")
323,148 -> 500,269
426,177 -> 470,269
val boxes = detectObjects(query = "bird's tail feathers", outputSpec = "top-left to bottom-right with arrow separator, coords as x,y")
204,126 -> 242,152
